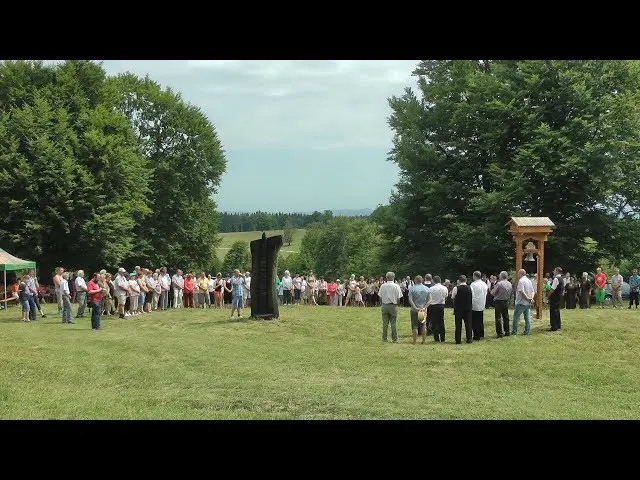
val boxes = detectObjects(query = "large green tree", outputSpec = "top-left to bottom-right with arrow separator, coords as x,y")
298,217 -> 383,279
109,73 -> 226,272
222,241 -> 250,273
377,60 -> 640,278
0,60 -> 149,275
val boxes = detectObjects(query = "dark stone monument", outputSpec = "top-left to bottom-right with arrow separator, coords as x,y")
250,232 -> 283,320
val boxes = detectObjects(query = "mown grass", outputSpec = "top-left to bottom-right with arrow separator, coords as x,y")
217,229 -> 305,255
0,304 -> 638,419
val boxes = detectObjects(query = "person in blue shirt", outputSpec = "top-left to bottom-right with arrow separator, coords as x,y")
408,275 -> 430,344
629,269 -> 640,309
230,269 -> 245,320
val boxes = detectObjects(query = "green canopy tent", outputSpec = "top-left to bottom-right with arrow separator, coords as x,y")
0,248 -> 37,304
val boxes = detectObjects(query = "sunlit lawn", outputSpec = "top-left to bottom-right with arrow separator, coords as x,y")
217,230 -> 305,255
0,303 -> 638,419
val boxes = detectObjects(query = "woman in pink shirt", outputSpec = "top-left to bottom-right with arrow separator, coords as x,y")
183,274 -> 195,308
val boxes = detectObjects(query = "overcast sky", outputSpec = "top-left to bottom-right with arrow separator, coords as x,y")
99,60 -> 419,213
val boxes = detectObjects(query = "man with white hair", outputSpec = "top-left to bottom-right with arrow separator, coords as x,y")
611,267 -> 624,309
281,270 -> 293,305
490,271 -> 512,337
114,268 -> 131,319
378,271 -> 403,343
75,270 -> 89,318
512,269 -> 535,335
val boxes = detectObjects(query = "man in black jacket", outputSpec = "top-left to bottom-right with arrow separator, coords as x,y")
452,274 -> 473,344
547,266 -> 564,331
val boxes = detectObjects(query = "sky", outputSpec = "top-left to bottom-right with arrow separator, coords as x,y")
99,60 -> 420,213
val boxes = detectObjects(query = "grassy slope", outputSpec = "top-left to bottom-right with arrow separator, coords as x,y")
217,230 -> 305,254
0,305 -> 639,419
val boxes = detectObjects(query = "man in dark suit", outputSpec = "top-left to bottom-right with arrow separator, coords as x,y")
452,274 -> 473,344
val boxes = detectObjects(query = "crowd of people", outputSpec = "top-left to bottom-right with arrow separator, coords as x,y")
2,264 -> 638,338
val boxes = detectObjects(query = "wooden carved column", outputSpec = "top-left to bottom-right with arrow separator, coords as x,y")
514,236 -> 523,278
536,239 -> 545,320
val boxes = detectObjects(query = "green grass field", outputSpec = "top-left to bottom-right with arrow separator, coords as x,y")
217,230 -> 305,255
1,304 -> 639,419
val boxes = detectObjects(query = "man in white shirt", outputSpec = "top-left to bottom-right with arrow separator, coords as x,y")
427,276 -> 449,343
159,267 -> 170,310
114,268 -> 131,319
379,271 -> 403,343
75,270 -> 89,318
470,271 -> 488,341
172,270 -> 184,308
611,267 -> 624,309
61,272 -> 74,324
512,269 -> 535,335
344,274 -> 357,307
281,271 -> 293,305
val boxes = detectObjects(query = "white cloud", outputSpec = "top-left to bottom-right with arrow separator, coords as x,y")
98,60 -> 419,151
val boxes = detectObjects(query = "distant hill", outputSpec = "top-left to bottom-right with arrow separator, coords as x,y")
332,208 -> 373,217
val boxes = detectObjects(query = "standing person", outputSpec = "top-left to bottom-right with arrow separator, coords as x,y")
24,273 -> 38,321
610,268 -> 624,309
512,269 -> 535,335
159,268 -> 170,311
427,276 -> 448,343
327,278 -> 337,306
183,274 -> 195,308
172,270 -> 184,308
87,272 -> 105,330
306,272 -> 318,306
104,273 -> 115,315
230,269 -> 245,320
197,272 -> 209,308
214,273 -> 225,308
344,274 -> 357,307
452,275 -> 473,344
243,271 -> 252,309
281,271 -> 293,306
408,275 -> 429,344
114,268 -> 130,319
470,271 -> 488,341
379,271 -> 403,343
75,270 -> 89,318
594,267 -> 607,309
61,272 -> 74,324
402,275 -> 412,307
137,271 -> 148,314
128,273 -> 140,316
27,269 -> 46,318
292,274 -> 302,306
53,267 -> 64,316
18,275 -> 31,322
224,275 -> 232,308
276,274 -> 283,305
490,271 -> 512,337
337,280 -> 345,307
629,269 -> 640,309
579,272 -> 591,309
546,267 -> 564,332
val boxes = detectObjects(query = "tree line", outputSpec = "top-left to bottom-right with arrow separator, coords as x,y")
219,210 -> 335,233
0,60 -> 226,276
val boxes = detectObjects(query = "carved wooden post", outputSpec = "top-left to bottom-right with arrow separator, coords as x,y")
536,240 -> 544,319
249,232 -> 283,320
515,236 -> 523,277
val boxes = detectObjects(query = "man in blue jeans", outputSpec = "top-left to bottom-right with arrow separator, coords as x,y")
229,269 -> 245,320
512,269 -> 535,335
86,272 -> 105,331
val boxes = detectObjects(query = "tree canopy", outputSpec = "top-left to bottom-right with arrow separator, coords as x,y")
375,60 -> 640,277
0,60 -> 226,276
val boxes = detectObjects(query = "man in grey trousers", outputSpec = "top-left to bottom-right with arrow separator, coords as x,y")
378,271 -> 403,343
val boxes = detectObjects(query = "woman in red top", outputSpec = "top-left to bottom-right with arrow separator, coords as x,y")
327,279 -> 337,306
183,274 -> 195,308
